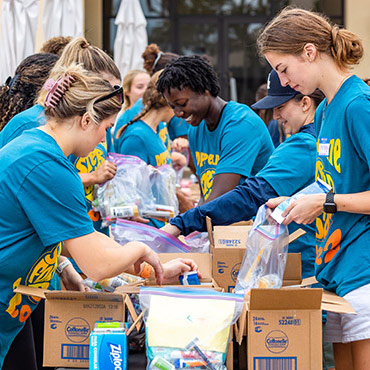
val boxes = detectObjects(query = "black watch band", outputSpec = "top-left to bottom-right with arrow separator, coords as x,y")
324,192 -> 337,214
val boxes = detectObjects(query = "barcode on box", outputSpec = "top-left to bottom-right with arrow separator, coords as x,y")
254,357 -> 297,370
61,344 -> 89,360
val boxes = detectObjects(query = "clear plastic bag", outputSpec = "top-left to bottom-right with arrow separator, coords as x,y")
93,153 -> 154,226
111,219 -> 191,253
139,287 -> 244,370
235,205 -> 289,295
184,232 -> 210,253
149,165 -> 179,216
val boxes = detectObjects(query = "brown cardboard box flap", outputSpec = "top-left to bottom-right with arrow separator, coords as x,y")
158,252 -> 212,279
283,253 -> 301,280
249,288 -> 322,310
15,285 -> 48,299
322,290 -> 356,314
15,285 -> 125,302
288,228 -> 306,243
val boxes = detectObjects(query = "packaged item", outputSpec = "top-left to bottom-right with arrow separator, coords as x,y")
235,205 -> 289,295
89,322 -> 128,370
110,205 -> 139,218
271,179 -> 331,224
179,271 -> 201,286
111,219 -> 191,253
150,356 -> 175,370
139,287 -> 244,370
84,274 -> 143,292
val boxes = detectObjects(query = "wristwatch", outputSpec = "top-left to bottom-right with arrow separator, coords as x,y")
323,192 -> 337,214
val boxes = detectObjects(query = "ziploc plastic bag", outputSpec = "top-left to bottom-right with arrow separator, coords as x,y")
111,219 -> 191,253
94,153 -> 154,226
139,287 -> 244,369
149,165 -> 179,216
184,232 -> 210,253
271,178 -> 331,224
235,205 -> 289,295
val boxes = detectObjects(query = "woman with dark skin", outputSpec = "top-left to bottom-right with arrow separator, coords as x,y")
157,55 -> 274,205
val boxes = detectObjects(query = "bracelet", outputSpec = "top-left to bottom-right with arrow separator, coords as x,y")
140,262 -> 153,279
56,259 -> 72,276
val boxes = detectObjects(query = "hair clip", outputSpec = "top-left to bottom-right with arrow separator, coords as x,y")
152,52 -> 163,70
44,75 -> 75,108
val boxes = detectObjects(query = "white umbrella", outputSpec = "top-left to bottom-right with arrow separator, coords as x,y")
114,0 -> 148,78
0,0 -> 39,83
42,0 -> 83,40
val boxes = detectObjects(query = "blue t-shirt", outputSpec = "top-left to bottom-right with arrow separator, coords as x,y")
115,119 -> 171,167
167,115 -> 188,140
0,104 -> 46,147
188,101 -> 274,200
314,76 -> 370,296
0,129 -> 93,367
114,99 -> 188,153
1,105 -> 111,236
115,119 -> 172,228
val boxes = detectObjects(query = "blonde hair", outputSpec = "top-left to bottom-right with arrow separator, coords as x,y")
116,70 -> 167,139
257,7 -> 363,70
38,37 -> 121,104
122,69 -> 149,111
43,64 -> 121,125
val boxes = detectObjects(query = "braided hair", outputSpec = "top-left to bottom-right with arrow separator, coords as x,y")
116,70 -> 168,139
156,55 -> 220,97
0,53 -> 59,131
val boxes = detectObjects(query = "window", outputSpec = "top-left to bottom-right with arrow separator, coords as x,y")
103,0 -> 344,104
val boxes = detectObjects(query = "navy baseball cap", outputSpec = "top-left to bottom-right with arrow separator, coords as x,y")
252,69 -> 299,110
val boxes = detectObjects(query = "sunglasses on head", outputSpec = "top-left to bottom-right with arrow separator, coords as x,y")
95,85 -> 124,105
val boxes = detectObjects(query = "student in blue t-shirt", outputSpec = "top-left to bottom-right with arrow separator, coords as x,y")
157,55 -> 274,205
0,65 -> 199,370
257,7 -> 370,369
0,37 -> 120,238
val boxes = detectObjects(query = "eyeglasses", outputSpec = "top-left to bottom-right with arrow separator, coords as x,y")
95,85 -> 124,105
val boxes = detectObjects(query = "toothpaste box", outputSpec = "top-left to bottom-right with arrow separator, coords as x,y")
89,322 -> 128,370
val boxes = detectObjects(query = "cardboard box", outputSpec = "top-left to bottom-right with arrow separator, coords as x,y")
206,217 -> 305,291
247,288 -> 323,370
15,285 -> 126,368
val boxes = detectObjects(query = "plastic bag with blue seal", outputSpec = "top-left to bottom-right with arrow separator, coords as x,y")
139,287 -> 244,369
235,204 -> 289,295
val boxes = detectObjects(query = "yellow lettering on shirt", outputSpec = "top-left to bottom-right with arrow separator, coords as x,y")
155,151 -> 171,166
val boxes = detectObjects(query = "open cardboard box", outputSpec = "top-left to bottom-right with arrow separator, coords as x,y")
206,216 -> 305,292
14,285 -> 133,368
234,283 -> 355,370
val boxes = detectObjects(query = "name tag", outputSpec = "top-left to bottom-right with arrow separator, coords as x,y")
319,138 -> 330,156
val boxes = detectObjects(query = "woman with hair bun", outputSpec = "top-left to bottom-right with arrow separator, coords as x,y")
0,64 -> 198,369
258,7 -> 370,369
142,43 -> 179,76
